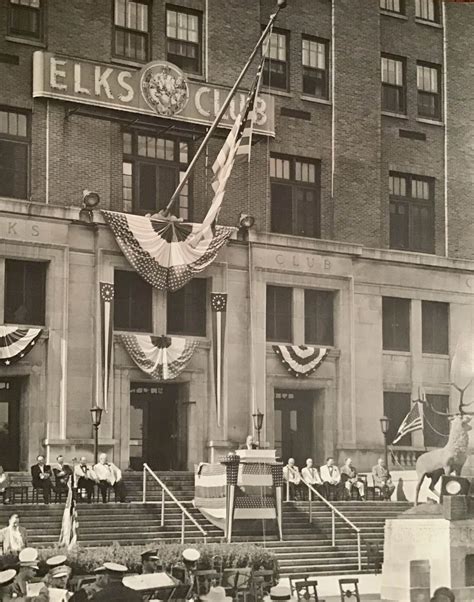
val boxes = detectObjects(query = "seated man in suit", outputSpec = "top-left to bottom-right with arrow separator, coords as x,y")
301,458 -> 325,499
340,457 -> 365,500
372,458 -> 395,500
283,458 -> 303,500
320,457 -> 343,500
53,455 -> 73,496
31,455 -> 53,504
240,435 -> 258,450
74,457 -> 97,503
93,453 -> 126,503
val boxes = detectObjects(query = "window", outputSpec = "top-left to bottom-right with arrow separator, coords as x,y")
380,0 -> 404,13
302,37 -> 329,99
9,0 -> 42,40
381,55 -> 405,114
423,394 -> 449,448
114,0 -> 149,62
266,286 -> 292,343
167,279 -> 207,336
382,297 -> 410,351
383,392 -> 412,446
389,172 -> 435,253
114,270 -> 152,331
0,109 -> 29,200
122,131 -> 190,219
466,556 -> 474,587
270,155 -> 320,238
422,301 -> 448,354
415,0 -> 440,23
263,30 -> 289,91
304,290 -> 334,346
4,259 -> 46,326
166,6 -> 202,74
417,62 -> 441,120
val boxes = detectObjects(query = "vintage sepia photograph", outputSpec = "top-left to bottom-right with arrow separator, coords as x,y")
0,0 -> 473,599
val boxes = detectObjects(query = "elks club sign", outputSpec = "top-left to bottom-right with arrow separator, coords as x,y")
32,51 -> 275,136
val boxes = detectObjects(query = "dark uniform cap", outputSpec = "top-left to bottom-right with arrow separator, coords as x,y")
141,550 -> 159,561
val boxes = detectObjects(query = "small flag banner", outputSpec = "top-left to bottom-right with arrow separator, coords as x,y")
0,326 -> 42,366
102,211 -> 233,292
273,345 -> 328,377
211,293 -> 227,426
99,282 -> 114,411
194,463 -> 227,530
234,495 -> 276,520
120,334 -> 198,381
392,401 -> 423,444
58,478 -> 78,549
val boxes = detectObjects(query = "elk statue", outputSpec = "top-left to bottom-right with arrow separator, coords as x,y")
414,384 -> 474,506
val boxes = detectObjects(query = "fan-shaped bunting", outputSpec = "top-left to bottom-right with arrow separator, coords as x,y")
0,326 -> 42,366
273,345 -> 328,378
102,211 -> 233,292
120,334 -> 198,381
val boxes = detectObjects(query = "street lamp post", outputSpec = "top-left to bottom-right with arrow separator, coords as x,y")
252,410 -> 264,449
379,415 -> 390,469
90,406 -> 103,464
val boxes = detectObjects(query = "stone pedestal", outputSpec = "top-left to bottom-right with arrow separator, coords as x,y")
381,515 -> 474,601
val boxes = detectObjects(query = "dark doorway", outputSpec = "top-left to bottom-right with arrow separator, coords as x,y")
129,383 -> 186,471
0,379 -> 21,470
274,389 -> 314,468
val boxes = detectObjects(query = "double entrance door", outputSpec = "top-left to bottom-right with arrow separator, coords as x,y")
0,379 -> 21,470
129,383 -> 187,471
274,389 -> 314,468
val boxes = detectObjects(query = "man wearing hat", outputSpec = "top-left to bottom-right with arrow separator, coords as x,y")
69,567 -> 106,602
11,547 -> 38,598
89,563 -> 141,601
0,569 -> 17,602
200,586 -> 232,601
34,565 -> 72,602
171,548 -> 200,589
141,550 -> 161,575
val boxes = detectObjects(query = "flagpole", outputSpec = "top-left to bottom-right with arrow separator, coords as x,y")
163,0 -> 287,216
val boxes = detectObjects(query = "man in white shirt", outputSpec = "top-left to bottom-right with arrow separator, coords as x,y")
73,457 -> 97,503
301,458 -> 324,499
320,457 -> 343,500
340,457 -> 365,501
282,458 -> 303,500
93,453 -> 126,503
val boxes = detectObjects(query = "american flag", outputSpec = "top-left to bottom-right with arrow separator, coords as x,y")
100,282 -> 114,411
59,478 -> 78,549
392,401 -> 423,444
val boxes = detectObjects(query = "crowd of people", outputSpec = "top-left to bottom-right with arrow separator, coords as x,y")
282,456 -> 395,501
29,453 -> 126,506
0,546 -> 208,601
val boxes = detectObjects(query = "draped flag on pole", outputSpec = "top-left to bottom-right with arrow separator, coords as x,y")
273,345 -> 328,378
392,402 -> 423,444
59,477 -> 78,549
211,293 -> 227,426
102,211 -> 234,292
120,334 -> 198,381
0,326 -> 42,366
99,282 -> 114,411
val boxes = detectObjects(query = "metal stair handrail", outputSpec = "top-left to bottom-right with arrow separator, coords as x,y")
142,463 -> 207,544
304,482 -> 362,572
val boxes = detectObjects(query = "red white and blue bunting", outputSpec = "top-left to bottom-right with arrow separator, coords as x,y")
102,211 -> 233,292
0,326 -> 42,366
273,345 -> 328,378
120,334 -> 198,381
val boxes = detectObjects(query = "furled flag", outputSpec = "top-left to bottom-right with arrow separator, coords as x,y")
211,293 -> 227,426
58,477 -> 78,549
99,282 -> 114,411
392,402 -> 423,444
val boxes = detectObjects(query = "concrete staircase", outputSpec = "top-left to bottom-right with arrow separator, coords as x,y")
3,472 -> 411,576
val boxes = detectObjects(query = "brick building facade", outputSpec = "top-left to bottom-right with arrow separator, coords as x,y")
0,0 -> 473,473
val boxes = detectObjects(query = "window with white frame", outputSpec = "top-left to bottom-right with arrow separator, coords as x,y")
263,29 -> 289,91
302,36 -> 329,99
415,0 -> 440,23
381,55 -> 406,114
417,62 -> 441,120
166,6 -> 202,74
380,0 -> 404,14
114,0 -> 149,62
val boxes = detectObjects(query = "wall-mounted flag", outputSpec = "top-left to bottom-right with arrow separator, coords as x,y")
211,293 -> 227,426
99,282 -> 114,411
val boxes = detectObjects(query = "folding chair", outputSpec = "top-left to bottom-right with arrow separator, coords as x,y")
222,567 -> 252,601
195,570 -> 221,596
339,578 -> 360,601
289,575 -> 319,601
251,569 -> 275,600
